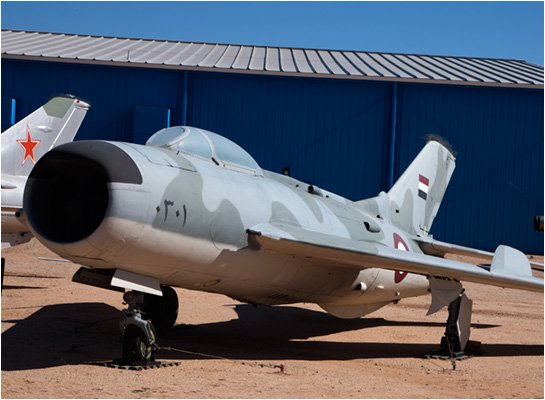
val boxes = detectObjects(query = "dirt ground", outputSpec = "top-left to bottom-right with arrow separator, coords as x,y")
1,238 -> 543,399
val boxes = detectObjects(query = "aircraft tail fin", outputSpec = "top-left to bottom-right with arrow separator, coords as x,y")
387,137 -> 456,236
356,137 -> 456,236
1,95 -> 90,177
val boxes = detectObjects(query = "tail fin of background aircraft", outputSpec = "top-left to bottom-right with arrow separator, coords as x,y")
357,137 -> 456,237
1,95 -> 90,178
388,137 -> 456,236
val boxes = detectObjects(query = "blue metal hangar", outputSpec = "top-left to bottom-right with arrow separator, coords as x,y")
1,29 -> 543,254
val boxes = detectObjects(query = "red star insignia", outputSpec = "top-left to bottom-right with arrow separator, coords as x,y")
17,125 -> 41,166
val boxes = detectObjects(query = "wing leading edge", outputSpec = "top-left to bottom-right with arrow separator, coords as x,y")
247,223 -> 543,293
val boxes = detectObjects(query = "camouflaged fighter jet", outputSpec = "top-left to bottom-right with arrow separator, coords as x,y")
23,126 -> 543,364
1,95 -> 90,249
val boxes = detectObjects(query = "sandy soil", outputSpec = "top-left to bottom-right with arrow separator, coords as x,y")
1,239 -> 543,399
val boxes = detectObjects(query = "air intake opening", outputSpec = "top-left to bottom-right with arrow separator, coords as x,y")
24,151 -> 109,243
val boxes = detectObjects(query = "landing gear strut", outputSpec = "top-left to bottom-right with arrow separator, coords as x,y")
119,291 -> 157,364
430,291 -> 475,360
118,286 -> 179,365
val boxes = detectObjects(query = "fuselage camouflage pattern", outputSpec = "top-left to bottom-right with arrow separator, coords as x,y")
23,127 -> 542,319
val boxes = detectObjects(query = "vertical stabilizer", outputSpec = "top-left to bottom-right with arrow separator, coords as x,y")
387,138 -> 456,236
1,96 -> 90,177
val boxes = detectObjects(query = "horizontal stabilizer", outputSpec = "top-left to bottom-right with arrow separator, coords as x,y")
247,223 -> 543,293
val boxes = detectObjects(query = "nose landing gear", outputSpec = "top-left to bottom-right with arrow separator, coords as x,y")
117,286 -> 179,366
119,291 -> 158,364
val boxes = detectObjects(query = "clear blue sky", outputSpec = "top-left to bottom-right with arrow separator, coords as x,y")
2,1 -> 544,65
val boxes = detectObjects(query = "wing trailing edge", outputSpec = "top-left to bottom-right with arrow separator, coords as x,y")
247,223 -> 543,293
416,236 -> 544,270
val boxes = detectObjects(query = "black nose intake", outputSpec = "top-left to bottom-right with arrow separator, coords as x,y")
24,141 -> 142,244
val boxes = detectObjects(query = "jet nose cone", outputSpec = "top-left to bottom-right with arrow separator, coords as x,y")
24,141 -> 143,244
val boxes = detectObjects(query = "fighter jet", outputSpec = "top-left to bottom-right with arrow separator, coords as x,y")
22,126 -> 543,364
1,95 -> 90,249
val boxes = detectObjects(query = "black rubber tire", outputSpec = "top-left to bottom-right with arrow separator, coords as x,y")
1,257 -> 5,291
141,285 -> 178,333
122,325 -> 156,363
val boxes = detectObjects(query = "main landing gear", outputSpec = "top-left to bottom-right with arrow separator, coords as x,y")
440,291 -> 473,358
119,285 -> 178,365
427,289 -> 479,361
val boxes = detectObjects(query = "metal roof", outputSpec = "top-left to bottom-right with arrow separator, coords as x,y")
2,29 -> 543,88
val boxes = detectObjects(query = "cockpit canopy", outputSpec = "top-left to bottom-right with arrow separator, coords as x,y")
146,126 -> 263,176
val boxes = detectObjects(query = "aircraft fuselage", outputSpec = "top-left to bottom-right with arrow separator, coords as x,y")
24,135 -> 429,317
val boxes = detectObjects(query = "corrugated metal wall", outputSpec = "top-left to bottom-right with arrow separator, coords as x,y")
2,59 -> 543,253
187,72 -> 393,200
1,60 -> 183,142
394,84 -> 544,253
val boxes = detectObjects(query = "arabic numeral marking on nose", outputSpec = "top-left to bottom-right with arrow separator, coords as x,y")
163,200 -> 174,221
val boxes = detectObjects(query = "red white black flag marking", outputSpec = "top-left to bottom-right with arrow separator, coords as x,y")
418,174 -> 429,200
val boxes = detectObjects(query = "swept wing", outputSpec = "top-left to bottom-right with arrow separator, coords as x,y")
247,223 -> 543,293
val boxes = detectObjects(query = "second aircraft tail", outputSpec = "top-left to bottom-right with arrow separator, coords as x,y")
1,95 -> 90,177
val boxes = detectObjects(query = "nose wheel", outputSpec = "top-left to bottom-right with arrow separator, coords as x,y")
122,325 -> 156,363
119,291 -> 158,364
